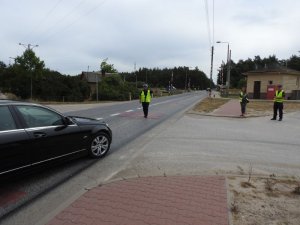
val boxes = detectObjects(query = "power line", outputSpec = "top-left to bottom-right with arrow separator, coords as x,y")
204,0 -> 212,47
38,0 -> 87,40
39,0 -> 108,43
22,0 -> 64,42
203,0 -> 215,86
212,0 -> 215,44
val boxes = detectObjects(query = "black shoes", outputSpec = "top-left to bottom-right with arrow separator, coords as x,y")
271,117 -> 282,121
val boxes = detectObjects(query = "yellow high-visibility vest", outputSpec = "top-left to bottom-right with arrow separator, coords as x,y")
274,90 -> 284,103
239,91 -> 244,102
140,90 -> 151,103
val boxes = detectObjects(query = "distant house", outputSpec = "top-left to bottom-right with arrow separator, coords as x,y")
81,71 -> 118,98
81,71 -> 102,98
243,68 -> 300,100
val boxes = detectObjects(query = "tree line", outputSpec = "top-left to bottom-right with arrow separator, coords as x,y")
0,50 -> 213,101
217,54 -> 300,88
2,49 -> 299,101
120,66 -> 212,90
0,49 -> 90,101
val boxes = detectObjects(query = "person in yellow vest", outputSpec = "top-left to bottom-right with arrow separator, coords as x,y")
271,84 -> 285,121
140,84 -> 153,118
239,86 -> 249,117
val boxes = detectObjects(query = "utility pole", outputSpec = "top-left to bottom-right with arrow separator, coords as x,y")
185,69 -> 188,91
209,46 -> 214,90
227,47 -> 231,89
134,62 -> 137,88
95,66 -> 99,102
18,43 -> 39,100
216,41 -> 231,96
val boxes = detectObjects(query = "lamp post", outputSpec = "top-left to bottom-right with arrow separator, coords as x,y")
18,43 -> 39,100
9,57 -> 16,66
216,41 -> 231,92
134,62 -> 137,88
185,67 -> 194,92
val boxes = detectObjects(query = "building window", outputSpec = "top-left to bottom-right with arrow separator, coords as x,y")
297,77 -> 300,88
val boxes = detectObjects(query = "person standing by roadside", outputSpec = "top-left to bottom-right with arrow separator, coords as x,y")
140,84 -> 153,118
239,86 -> 249,117
271,84 -> 285,121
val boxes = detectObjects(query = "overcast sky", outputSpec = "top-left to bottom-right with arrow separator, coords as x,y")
1,0 -> 300,82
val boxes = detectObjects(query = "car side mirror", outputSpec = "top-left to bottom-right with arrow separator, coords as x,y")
64,116 -> 74,125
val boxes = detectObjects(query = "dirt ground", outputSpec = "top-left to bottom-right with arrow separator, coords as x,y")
246,101 -> 300,116
193,97 -> 300,225
193,97 -> 230,113
228,175 -> 300,225
194,97 -> 300,116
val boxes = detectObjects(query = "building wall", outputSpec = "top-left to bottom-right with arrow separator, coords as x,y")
282,75 -> 300,93
246,74 -> 284,95
246,73 -> 300,99
90,83 -> 96,97
245,70 -> 300,100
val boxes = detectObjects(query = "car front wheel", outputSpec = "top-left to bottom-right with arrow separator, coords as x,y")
89,132 -> 110,158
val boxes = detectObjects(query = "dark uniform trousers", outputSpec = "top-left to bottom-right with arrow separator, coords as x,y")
142,102 -> 149,117
273,102 -> 283,119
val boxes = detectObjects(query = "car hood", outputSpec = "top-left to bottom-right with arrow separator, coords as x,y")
69,116 -> 106,126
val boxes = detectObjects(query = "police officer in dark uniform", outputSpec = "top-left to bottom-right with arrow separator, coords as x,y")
140,84 -> 153,118
271,84 -> 285,121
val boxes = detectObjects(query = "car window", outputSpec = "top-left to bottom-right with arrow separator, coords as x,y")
16,105 -> 64,128
0,106 -> 17,131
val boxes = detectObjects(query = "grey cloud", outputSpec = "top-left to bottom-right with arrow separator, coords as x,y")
1,0 -> 300,81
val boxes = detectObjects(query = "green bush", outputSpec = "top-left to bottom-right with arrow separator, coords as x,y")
93,75 -> 139,101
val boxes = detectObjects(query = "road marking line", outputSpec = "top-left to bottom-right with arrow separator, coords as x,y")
110,113 -> 120,117
125,110 -> 134,112
137,107 -> 142,110
96,117 -> 103,120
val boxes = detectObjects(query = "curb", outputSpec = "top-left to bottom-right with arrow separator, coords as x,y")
186,110 -> 269,118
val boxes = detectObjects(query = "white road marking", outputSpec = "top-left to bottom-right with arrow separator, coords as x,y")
103,98 -> 183,119
110,113 -> 120,117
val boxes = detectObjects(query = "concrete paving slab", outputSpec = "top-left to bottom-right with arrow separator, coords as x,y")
47,176 -> 229,225
211,99 -> 241,117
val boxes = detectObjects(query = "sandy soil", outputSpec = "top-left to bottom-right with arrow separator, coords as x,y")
194,97 -> 300,116
193,97 -> 230,113
246,101 -> 300,117
228,176 -> 300,225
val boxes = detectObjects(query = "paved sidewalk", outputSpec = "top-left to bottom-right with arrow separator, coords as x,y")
47,176 -> 229,225
211,99 -> 241,117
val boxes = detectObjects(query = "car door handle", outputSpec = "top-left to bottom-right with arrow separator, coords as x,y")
33,132 -> 47,138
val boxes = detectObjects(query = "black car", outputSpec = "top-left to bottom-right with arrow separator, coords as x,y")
0,100 -> 112,177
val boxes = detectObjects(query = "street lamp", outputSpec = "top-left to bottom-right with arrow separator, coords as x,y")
19,43 -> 39,50
216,41 -> 231,90
18,43 -> 39,100
9,57 -> 16,65
185,67 -> 194,92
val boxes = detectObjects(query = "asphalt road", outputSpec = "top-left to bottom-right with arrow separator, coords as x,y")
0,91 -> 206,224
114,111 -> 300,179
